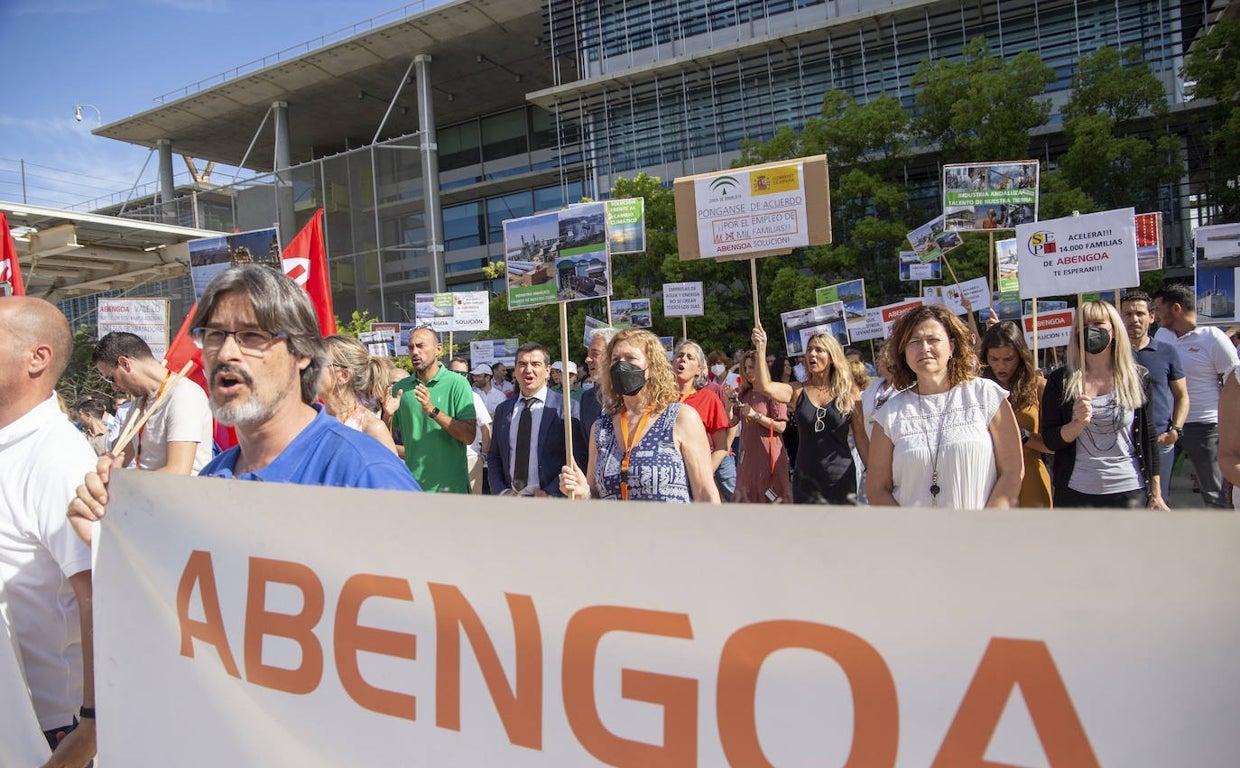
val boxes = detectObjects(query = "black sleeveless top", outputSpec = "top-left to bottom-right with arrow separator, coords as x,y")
793,390 -> 857,504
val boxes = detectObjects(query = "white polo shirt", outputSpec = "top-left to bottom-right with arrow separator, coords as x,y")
1155,324 -> 1239,422
0,395 -> 96,729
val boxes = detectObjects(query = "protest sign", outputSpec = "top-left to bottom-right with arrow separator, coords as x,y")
907,214 -> 964,264
815,279 -> 866,323
187,227 -> 280,301
942,161 -> 1039,231
1135,212 -> 1163,272
673,156 -> 830,262
1022,308 -> 1076,349
98,298 -> 170,359
604,198 -> 646,255
95,471 -> 1240,766
610,298 -> 652,329
1015,208 -> 1139,300
780,301 -> 848,355
848,307 -> 886,342
469,338 -> 518,367
925,277 -> 992,316
415,291 -> 491,333
900,250 -> 941,281
1196,221 -> 1240,261
503,212 -> 560,309
879,299 -> 925,335
662,282 -> 704,317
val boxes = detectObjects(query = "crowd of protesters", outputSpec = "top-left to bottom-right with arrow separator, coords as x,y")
4,264 -> 1240,767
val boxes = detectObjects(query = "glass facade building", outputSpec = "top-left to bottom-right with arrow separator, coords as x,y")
106,0 -> 1214,322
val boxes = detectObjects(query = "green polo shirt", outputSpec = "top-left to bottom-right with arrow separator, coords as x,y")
392,364 -> 476,493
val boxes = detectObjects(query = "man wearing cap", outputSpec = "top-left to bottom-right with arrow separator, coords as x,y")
550,359 -> 584,402
487,343 -> 586,496
470,362 -> 508,417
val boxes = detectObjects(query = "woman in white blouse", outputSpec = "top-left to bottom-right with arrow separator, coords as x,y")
866,305 -> 1023,508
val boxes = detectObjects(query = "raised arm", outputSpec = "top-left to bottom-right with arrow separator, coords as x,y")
750,327 -> 796,404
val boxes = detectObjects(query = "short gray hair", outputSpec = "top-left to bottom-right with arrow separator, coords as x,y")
191,265 -> 327,404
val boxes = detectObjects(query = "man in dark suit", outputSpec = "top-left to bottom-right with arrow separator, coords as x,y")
487,342 -> 587,496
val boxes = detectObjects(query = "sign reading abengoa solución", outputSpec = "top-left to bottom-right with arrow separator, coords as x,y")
673,155 -> 831,261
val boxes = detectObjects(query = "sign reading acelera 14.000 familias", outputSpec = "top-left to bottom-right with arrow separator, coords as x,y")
1015,208 -> 1139,300
673,155 -> 830,261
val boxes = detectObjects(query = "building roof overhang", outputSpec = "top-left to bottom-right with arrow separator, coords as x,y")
2,201 -> 220,303
91,0 -> 548,172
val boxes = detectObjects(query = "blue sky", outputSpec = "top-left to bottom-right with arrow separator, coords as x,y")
0,0 -> 438,210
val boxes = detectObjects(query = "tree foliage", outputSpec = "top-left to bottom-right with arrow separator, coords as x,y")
911,37 -> 1054,161
1183,18 -> 1240,219
57,325 -> 112,406
1055,46 -> 1183,212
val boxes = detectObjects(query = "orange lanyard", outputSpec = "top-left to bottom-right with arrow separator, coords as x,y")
137,373 -> 172,458
617,405 -> 653,500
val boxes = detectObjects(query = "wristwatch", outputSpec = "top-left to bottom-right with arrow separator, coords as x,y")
1169,425 -> 1182,437
429,407 -> 441,419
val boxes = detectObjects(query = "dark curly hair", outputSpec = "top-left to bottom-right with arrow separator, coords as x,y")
882,304 -> 977,390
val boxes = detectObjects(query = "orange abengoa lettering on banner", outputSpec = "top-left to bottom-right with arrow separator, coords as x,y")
174,551 -> 1100,766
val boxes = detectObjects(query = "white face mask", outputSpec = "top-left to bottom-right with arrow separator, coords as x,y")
793,363 -> 808,382
710,364 -> 726,377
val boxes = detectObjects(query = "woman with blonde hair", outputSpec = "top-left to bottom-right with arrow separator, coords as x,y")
867,305 -> 1023,508
751,326 -> 865,504
319,334 -> 399,455
1041,301 -> 1164,508
560,329 -> 720,503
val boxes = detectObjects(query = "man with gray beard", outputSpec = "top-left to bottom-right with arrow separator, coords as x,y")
70,267 -> 418,530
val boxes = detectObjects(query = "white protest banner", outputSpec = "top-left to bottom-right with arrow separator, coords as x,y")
900,251 -> 941,281
469,338 -> 518,367
96,472 -> 1240,766
450,291 -> 490,332
673,156 -> 830,261
879,298 -> 925,335
1022,308 -> 1076,349
414,292 -> 454,332
1015,208 -> 1139,299
662,282 -> 704,317
1196,221 -> 1240,261
0,612 -> 50,765
848,307 -> 886,342
98,298 -> 170,359
780,301 -> 848,356
925,276 -> 992,316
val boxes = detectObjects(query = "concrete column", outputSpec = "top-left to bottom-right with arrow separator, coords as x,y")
157,139 -> 175,224
273,101 -> 296,248
415,54 -> 446,293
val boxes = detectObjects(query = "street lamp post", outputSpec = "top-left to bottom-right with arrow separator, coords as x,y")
74,104 -> 102,126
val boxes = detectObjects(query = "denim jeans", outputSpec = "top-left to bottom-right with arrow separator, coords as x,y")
715,454 -> 736,502
1182,422 -> 1226,508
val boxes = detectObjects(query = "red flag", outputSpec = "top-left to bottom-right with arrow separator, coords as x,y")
281,209 -> 336,336
163,302 -> 237,452
0,211 -> 26,296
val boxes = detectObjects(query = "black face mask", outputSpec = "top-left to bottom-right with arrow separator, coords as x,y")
610,360 -> 647,396
1084,327 -> 1111,355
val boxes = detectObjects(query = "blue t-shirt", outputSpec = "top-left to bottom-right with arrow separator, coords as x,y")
1133,336 -> 1184,432
201,405 -> 421,491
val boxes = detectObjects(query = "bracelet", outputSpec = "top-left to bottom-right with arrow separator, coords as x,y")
79,706 -> 96,719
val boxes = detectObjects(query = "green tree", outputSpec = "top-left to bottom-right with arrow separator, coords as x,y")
1056,46 -> 1183,212
1183,18 -> 1240,219
911,37 -> 1054,162
57,325 -> 112,406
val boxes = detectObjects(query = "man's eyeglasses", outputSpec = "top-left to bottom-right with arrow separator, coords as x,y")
191,327 -> 288,353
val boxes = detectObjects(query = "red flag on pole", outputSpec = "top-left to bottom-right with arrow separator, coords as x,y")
281,209 -> 336,336
0,211 -> 26,296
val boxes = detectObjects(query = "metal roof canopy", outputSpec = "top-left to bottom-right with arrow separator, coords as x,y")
93,0 -> 547,171
1,201 -> 219,303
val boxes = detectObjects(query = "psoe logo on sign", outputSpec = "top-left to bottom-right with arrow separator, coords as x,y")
1026,232 -> 1057,256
